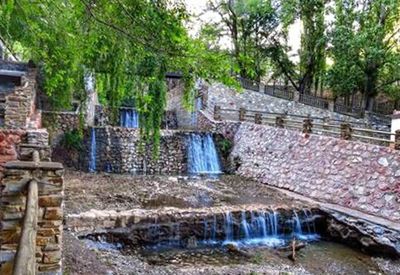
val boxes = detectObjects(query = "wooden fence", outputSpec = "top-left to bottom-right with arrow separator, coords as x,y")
213,105 -> 399,148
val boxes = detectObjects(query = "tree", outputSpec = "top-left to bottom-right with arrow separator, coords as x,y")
0,0 -> 237,150
264,0 -> 327,95
328,0 -> 400,110
207,0 -> 278,81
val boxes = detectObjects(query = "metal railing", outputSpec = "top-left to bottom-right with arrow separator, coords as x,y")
213,106 -> 398,148
299,93 -> 329,109
238,77 -> 395,117
264,85 -> 295,100
238,77 -> 259,92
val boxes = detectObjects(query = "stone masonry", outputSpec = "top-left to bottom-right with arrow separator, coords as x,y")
0,160 -> 64,274
87,127 -> 188,174
198,111 -> 400,223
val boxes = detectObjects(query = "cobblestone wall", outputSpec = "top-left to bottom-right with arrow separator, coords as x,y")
4,68 -> 38,129
86,127 -> 188,174
231,123 -> 400,222
199,111 -> 400,222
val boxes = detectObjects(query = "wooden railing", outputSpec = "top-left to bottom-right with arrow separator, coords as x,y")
213,106 -> 399,148
12,151 -> 40,275
13,180 -> 38,275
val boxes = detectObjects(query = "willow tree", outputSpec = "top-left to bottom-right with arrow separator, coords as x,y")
328,0 -> 400,110
0,0 -> 236,150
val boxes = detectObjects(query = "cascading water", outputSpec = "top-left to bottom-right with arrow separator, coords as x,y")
187,133 -> 222,174
216,209 -> 318,247
120,109 -> 139,128
191,97 -> 203,126
88,128 -> 97,172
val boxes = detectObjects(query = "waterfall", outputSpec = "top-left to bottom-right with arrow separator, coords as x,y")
88,128 -> 96,172
187,133 -> 221,174
240,211 -> 251,240
224,211 -> 234,242
120,109 -> 139,128
191,97 -> 203,126
293,210 -> 303,236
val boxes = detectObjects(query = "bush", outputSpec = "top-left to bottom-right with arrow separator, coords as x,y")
60,129 -> 83,151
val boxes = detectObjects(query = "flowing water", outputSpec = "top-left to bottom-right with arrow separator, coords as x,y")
187,133 -> 221,174
88,127 -> 96,172
120,109 -> 139,128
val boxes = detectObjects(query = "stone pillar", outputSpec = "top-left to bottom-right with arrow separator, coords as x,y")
213,105 -> 221,121
340,123 -> 353,140
239,108 -> 246,122
303,117 -> 313,136
395,130 -> 400,150
323,117 -> 330,130
390,112 -> 400,143
275,116 -> 285,128
0,160 -> 64,275
254,113 -> 262,124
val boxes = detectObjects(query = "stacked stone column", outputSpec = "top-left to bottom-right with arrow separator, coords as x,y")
0,160 -> 64,275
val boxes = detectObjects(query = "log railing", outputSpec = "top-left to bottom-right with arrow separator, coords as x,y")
12,180 -> 38,275
12,151 -> 40,275
213,106 -> 398,148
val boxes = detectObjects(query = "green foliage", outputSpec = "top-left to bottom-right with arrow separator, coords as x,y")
0,0 -> 237,152
207,0 -> 278,81
217,137 -> 232,158
327,0 -> 400,108
60,129 -> 83,151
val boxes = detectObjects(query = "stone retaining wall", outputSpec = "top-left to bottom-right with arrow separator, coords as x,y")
232,123 -> 400,222
199,112 -> 400,223
0,160 -> 64,275
42,111 -> 80,145
87,127 -> 188,174
0,130 -> 26,171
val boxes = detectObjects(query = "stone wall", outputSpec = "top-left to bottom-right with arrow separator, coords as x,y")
0,130 -> 26,171
0,160 -> 64,275
4,67 -> 39,129
87,127 -> 188,174
199,112 -> 400,223
232,123 -> 400,222
42,111 -> 80,145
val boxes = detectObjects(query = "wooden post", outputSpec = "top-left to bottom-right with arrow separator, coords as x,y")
395,130 -> 400,150
239,108 -> 246,121
214,105 -> 221,121
303,117 -> 313,136
340,123 -> 353,140
255,113 -> 262,124
275,116 -> 285,128
12,180 -> 38,275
